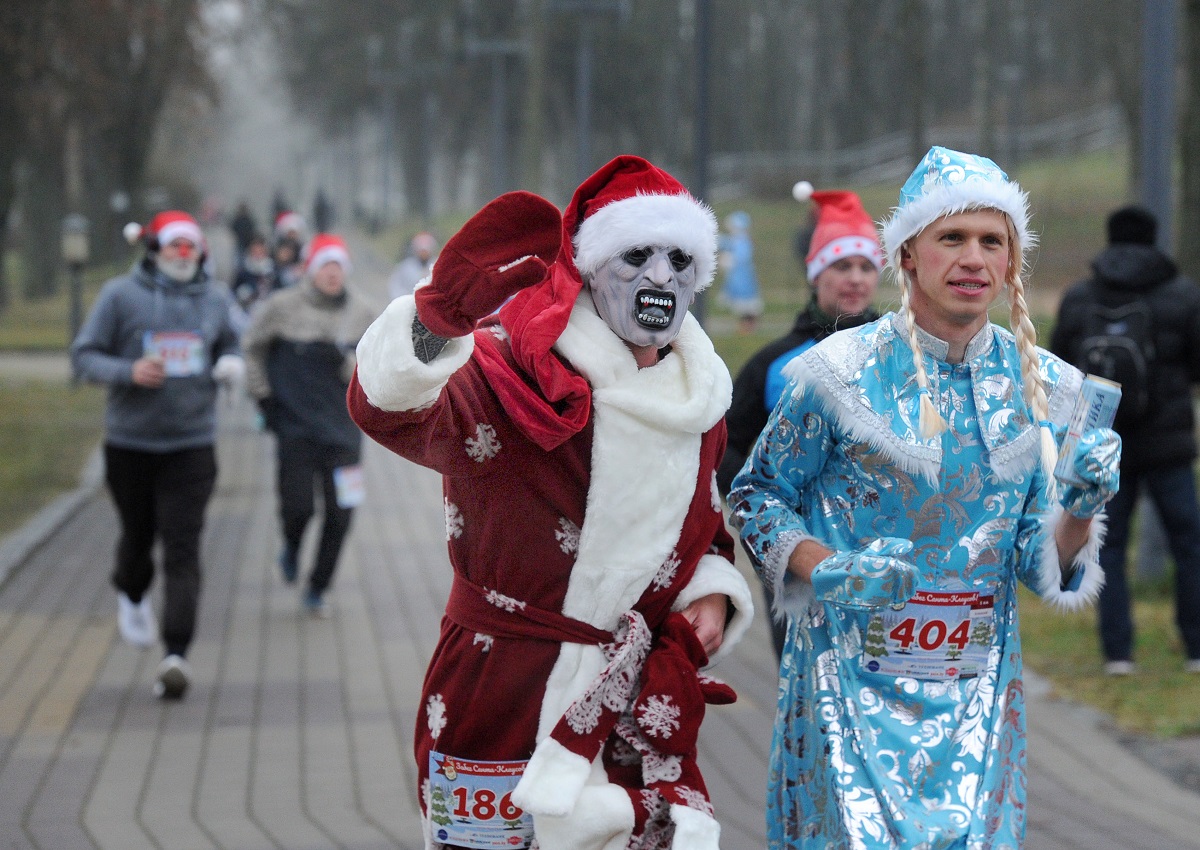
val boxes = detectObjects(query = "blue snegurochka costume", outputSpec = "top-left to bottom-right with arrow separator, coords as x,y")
729,146 -> 1112,849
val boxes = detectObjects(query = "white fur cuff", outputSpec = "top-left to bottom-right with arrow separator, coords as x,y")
1038,504 -> 1107,610
512,737 -> 591,817
354,295 -> 474,412
673,554 -> 754,665
670,804 -> 721,850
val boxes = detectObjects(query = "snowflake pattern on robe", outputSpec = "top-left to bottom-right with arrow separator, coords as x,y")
464,423 -> 501,461
426,694 -> 447,740
486,324 -> 509,343
564,613 -> 652,735
637,694 -> 681,739
484,588 -> 526,612
676,786 -> 715,817
555,517 -> 581,554
444,499 -> 463,541
472,633 -> 494,652
652,549 -> 681,591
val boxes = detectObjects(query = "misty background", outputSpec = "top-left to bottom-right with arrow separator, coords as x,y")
3,0 -> 1199,307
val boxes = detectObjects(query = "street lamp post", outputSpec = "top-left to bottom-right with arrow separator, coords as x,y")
61,214 -> 90,344
61,214 -> 90,383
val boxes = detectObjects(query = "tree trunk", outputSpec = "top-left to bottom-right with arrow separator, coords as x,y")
21,141 -> 66,300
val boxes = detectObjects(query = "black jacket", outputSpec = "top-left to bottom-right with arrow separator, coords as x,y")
1050,243 -> 1200,473
717,302 -> 878,495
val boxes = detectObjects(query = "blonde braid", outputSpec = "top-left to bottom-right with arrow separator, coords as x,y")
1006,247 -> 1058,482
898,267 -> 947,438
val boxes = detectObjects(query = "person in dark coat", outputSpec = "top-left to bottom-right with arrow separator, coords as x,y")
717,184 -> 882,659
1050,204 -> 1200,675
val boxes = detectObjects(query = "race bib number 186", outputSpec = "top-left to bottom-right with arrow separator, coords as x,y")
428,751 -> 532,848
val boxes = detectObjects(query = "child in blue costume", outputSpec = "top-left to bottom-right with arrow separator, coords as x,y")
729,147 -> 1122,849
718,211 -> 763,333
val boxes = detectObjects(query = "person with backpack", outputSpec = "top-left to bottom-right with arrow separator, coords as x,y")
1050,204 -> 1200,675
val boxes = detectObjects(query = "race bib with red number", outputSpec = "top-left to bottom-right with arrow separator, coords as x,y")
427,751 -> 532,848
861,589 -> 995,680
143,331 -> 205,377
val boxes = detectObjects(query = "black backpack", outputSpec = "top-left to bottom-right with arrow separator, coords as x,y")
1075,294 -> 1155,430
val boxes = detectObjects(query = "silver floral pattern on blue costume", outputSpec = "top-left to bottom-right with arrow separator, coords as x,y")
729,313 -> 1105,849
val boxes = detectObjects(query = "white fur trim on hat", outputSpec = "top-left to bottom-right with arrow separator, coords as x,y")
306,243 -> 352,275
880,178 -> 1033,270
573,193 -> 719,291
806,234 -> 885,281
156,219 -> 204,249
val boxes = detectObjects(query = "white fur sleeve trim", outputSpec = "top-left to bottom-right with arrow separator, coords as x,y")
672,553 -> 754,665
1037,504 -> 1107,610
670,804 -> 721,850
353,294 -> 474,412
512,736 -> 591,817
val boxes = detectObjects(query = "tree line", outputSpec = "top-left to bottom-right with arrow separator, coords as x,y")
5,0 -> 1200,310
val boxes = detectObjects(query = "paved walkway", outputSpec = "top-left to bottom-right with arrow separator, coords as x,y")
0,229 -> 1197,848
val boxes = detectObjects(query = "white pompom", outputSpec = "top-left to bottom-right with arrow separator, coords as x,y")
792,180 -> 814,202
123,222 -> 143,245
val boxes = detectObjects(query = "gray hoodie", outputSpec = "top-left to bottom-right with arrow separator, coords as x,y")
71,262 -> 241,452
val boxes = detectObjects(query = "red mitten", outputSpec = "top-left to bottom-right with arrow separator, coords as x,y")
415,191 -> 562,337
633,614 -> 721,757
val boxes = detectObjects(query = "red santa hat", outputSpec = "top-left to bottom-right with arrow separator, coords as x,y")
274,210 -> 306,239
303,233 -> 352,274
123,210 -> 206,251
792,182 -> 883,282
495,156 -> 718,451
571,156 -> 718,291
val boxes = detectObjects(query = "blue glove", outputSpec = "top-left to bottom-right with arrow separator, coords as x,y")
1059,428 -> 1121,518
810,538 -> 917,610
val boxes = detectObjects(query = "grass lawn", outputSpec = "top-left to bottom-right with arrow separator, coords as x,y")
0,379 -> 105,539
1019,581 -> 1200,738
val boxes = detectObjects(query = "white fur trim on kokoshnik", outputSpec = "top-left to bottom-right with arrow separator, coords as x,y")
879,145 -> 1035,271
573,192 -> 719,291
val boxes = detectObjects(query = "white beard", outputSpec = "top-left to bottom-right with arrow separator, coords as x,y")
156,255 -> 200,283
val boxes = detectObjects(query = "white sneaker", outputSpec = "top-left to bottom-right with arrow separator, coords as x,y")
1104,660 -> 1136,676
117,592 -> 157,648
153,654 -> 191,700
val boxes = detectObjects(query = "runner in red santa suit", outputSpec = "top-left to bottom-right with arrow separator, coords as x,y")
348,155 -> 754,850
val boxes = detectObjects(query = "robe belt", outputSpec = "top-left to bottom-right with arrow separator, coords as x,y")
448,573 -> 731,829
445,573 -> 616,646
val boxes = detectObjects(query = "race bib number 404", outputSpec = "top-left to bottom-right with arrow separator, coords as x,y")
861,590 -> 995,680
428,751 -> 532,849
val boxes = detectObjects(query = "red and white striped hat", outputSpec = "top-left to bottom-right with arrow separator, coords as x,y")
303,233 -> 352,274
793,182 -> 883,281
123,210 -> 205,251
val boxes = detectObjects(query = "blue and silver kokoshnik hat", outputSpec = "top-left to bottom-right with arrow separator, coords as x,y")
879,145 -> 1034,273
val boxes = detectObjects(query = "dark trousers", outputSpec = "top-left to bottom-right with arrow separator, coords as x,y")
276,436 -> 358,594
105,444 -> 217,657
1098,463 -> 1200,661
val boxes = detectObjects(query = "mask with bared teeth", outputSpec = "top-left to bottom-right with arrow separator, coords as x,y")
586,245 -> 699,349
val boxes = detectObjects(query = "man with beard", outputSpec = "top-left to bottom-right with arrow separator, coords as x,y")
72,211 -> 244,700
348,156 -> 754,850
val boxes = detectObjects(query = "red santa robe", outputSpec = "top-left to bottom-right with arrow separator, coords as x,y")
349,288 -> 753,850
